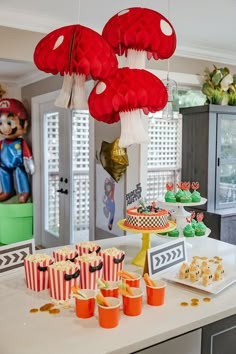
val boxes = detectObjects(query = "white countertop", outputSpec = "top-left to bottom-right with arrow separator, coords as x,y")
0,235 -> 236,354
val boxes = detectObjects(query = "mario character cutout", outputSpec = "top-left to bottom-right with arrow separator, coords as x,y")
103,177 -> 116,231
0,98 -> 35,203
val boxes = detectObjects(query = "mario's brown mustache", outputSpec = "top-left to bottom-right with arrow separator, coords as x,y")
0,127 -> 17,136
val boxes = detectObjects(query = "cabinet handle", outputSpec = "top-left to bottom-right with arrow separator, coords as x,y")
217,157 -> 220,166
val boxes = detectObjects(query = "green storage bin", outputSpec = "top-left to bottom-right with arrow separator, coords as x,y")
0,201 -> 33,244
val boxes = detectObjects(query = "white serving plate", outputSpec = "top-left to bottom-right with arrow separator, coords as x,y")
163,263 -> 236,294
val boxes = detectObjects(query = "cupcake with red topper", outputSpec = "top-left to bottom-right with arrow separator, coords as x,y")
183,217 -> 195,237
180,182 -> 192,203
175,182 -> 184,202
191,182 -> 201,202
164,182 -> 176,203
167,209 -> 179,237
190,211 -> 197,230
195,212 -> 207,236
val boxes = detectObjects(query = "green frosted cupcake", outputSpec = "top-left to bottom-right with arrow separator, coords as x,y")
180,191 -> 192,203
183,224 -> 195,237
191,190 -> 201,202
191,218 -> 197,230
165,191 -> 176,203
195,221 -> 206,236
168,228 -> 180,237
175,189 -> 184,202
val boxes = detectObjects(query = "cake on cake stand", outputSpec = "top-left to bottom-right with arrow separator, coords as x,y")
158,198 -> 210,237
117,219 -> 176,267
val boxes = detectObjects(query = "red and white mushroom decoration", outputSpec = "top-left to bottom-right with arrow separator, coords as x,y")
102,7 -> 176,68
34,24 -> 118,109
88,67 -> 168,148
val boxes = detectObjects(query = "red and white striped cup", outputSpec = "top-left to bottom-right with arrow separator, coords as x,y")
48,262 -> 80,301
24,255 -> 53,292
76,256 -> 103,289
52,248 -> 78,262
75,242 -> 101,256
102,250 -> 125,282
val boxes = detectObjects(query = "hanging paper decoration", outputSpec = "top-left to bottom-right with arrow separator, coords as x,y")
100,138 -> 129,182
102,7 -> 176,68
34,24 -> 118,109
162,76 -> 178,119
88,67 -> 168,148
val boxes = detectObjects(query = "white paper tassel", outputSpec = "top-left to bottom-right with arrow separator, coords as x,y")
126,49 -> 146,69
119,109 -> 150,148
70,73 -> 88,109
55,73 -> 73,108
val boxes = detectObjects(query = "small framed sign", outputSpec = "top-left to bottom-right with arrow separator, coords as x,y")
143,239 -> 186,278
0,239 -> 35,274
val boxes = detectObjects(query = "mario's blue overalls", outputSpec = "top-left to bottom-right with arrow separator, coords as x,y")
0,138 -> 30,194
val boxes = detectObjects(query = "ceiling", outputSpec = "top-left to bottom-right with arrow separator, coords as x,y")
1,0 -> 236,84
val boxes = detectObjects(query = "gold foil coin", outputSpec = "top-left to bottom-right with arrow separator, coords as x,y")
30,308 -> 39,313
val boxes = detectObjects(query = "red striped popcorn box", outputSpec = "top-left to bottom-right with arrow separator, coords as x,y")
24,254 -> 54,292
75,254 -> 103,289
75,241 -> 101,256
48,261 -> 80,301
52,247 -> 78,262
102,248 -> 125,282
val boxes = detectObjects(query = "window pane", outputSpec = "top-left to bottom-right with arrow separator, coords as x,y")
44,112 -> 59,237
148,118 -> 182,169
218,163 -> 236,207
174,88 -> 206,111
220,118 -> 236,159
71,110 -> 90,243
146,87 -> 204,201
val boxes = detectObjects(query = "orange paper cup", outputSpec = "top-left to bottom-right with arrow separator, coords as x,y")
100,281 -> 119,298
123,272 -> 141,288
98,297 -> 121,329
75,290 -> 95,319
122,288 -> 143,316
146,280 -> 166,306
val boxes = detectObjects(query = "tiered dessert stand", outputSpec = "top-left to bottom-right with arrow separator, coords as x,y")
117,219 -> 176,267
158,198 -> 211,238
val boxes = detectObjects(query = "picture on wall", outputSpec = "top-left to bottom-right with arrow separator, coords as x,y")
96,164 -> 125,236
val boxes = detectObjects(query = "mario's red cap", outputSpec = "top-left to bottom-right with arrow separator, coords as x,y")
0,98 -> 28,120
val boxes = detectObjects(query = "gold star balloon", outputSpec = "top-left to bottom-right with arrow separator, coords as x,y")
100,138 -> 129,182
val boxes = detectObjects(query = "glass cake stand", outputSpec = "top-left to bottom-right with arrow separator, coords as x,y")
117,219 -> 176,267
158,198 -> 207,232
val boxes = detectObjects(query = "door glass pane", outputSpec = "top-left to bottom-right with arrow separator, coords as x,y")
220,118 -> 236,159
44,112 -> 59,237
218,163 -> 236,207
71,110 -> 90,243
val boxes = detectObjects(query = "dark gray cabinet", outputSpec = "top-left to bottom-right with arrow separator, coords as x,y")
180,105 -> 236,244
201,315 -> 236,354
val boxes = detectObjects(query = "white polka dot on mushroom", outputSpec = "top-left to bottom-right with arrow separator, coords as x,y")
96,82 -> 106,94
53,35 -> 64,50
160,20 -> 173,36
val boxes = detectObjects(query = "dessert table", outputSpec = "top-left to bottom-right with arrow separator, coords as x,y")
0,235 -> 236,354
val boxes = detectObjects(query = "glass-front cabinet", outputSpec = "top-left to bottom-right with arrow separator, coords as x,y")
181,104 -> 236,212
217,115 -> 236,209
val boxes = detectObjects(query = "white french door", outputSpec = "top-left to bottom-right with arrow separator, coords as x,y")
32,90 -> 94,248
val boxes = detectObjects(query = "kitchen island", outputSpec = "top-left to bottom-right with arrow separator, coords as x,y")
0,235 -> 235,354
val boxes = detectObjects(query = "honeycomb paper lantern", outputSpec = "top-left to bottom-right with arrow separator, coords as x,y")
88,67 -> 168,148
34,24 -> 118,109
102,7 -> 176,68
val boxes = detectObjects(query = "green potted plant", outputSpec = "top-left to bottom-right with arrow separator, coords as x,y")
227,74 -> 236,105
202,65 -> 234,105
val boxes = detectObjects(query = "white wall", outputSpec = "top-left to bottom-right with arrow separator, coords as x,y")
0,82 -> 21,100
